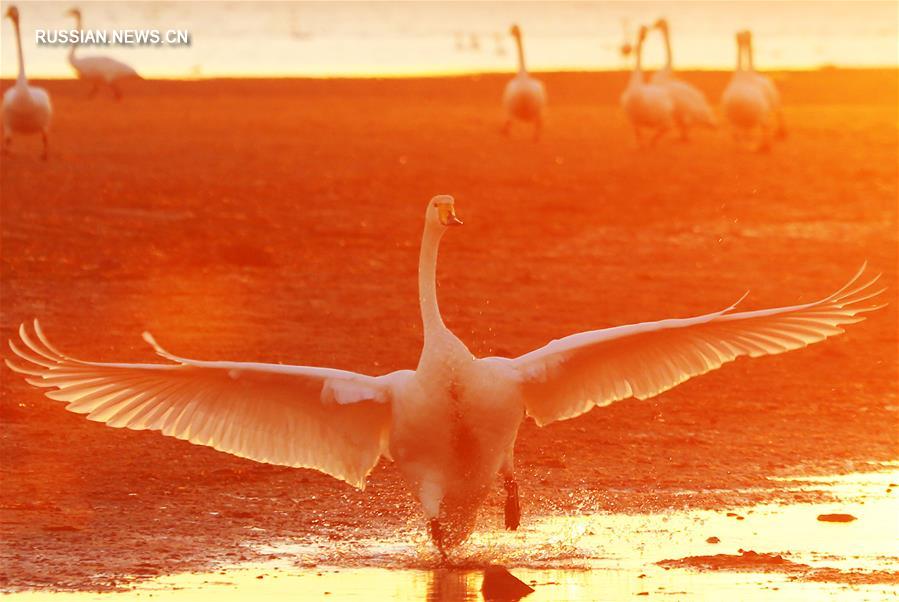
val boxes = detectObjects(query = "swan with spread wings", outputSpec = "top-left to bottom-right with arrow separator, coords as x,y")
7,195 -> 885,558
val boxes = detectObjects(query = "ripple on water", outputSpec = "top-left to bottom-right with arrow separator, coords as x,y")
5,470 -> 898,601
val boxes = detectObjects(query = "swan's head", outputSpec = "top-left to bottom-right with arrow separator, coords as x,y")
427,195 -> 463,228
5,5 -> 19,23
736,30 -> 749,47
637,25 -> 649,44
510,24 -> 521,39
653,18 -> 669,32
66,8 -> 82,19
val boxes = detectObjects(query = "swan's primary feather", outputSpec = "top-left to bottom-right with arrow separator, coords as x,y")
7,322 -> 411,489
504,265 -> 885,426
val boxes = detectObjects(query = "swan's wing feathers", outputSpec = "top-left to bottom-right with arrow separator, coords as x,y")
8,322 -> 396,489
510,266 -> 884,426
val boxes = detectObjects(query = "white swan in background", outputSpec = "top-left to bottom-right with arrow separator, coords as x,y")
743,29 -> 786,138
502,24 -> 546,140
2,5 -> 52,159
650,18 -> 715,140
7,195 -> 884,558
722,31 -> 775,150
66,8 -> 141,99
621,25 -> 673,147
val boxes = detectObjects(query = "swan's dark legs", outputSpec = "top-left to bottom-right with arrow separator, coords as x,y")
1,130 -> 10,155
649,127 -> 667,147
428,518 -> 448,562
88,82 -> 100,98
775,110 -> 787,139
501,448 -> 520,530
111,81 -> 123,101
504,478 -> 520,530
41,130 -> 48,161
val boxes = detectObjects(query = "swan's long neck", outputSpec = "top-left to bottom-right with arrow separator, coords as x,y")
629,35 -> 644,86
418,222 -> 447,341
735,39 -> 744,72
514,34 -> 527,73
745,38 -> 755,72
69,13 -> 82,62
12,18 -> 27,85
661,28 -> 673,71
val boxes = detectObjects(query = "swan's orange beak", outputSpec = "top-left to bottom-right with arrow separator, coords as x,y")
438,204 -> 462,227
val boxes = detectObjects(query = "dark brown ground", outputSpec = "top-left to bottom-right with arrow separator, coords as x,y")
1,70 -> 897,591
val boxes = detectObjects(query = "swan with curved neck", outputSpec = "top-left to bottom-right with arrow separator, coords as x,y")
649,18 -> 715,139
502,24 -> 546,140
7,196 -> 884,558
722,30 -> 776,150
620,25 -> 674,147
2,5 -> 52,159
66,7 -> 141,100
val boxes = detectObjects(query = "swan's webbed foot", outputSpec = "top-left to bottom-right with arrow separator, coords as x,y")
428,518 -> 448,562
504,478 -> 520,531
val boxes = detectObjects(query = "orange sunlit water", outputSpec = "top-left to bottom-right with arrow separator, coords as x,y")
5,469 -> 898,600
1,1 -> 897,80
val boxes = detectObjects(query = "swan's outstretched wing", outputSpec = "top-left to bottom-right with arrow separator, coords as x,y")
7,322 -> 411,489
501,265 -> 885,426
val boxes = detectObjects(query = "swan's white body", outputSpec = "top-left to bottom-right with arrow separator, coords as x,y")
502,25 -> 546,139
2,6 -> 52,158
621,26 -> 673,146
8,196 -> 884,555
67,9 -> 140,98
649,20 -> 715,138
722,31 -> 784,148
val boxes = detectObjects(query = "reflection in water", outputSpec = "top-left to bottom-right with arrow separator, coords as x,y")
5,469 -> 898,601
426,570 -> 479,602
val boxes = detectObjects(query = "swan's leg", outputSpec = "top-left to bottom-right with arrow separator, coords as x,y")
428,518 -> 448,562
649,127 -> 667,147
88,82 -> 100,99
111,81 -> 123,101
1,130 -> 10,155
775,109 -> 787,139
41,130 -> 49,161
420,480 -> 447,560
501,451 -> 520,531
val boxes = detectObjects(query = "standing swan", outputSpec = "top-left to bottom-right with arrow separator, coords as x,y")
502,24 -> 546,140
2,5 -> 52,159
722,31 -> 775,151
620,25 -> 673,147
7,196 -> 884,558
650,18 -> 715,140
66,8 -> 141,99
743,29 -> 786,138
